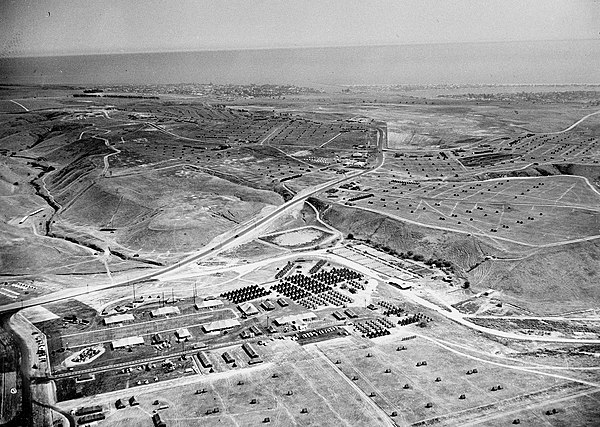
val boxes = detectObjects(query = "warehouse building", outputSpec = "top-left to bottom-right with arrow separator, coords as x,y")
197,351 -> 212,368
238,302 -> 259,316
111,336 -> 144,350
274,312 -> 317,326
150,306 -> 180,317
242,342 -> 259,359
261,300 -> 275,311
104,313 -> 134,326
195,299 -> 224,310
202,318 -> 241,333
175,328 -> 192,341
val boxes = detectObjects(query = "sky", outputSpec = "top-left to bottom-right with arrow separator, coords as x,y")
0,0 -> 598,57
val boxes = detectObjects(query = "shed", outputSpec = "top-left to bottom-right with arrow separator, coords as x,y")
152,412 -> 166,427
197,351 -> 212,368
75,405 -> 102,416
332,311 -> 346,321
242,342 -> 259,359
261,300 -> 275,311
344,309 -> 359,318
222,351 -> 235,364
175,328 -> 192,340
238,302 -> 259,316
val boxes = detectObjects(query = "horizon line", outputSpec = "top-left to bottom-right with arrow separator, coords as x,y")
3,37 -> 595,59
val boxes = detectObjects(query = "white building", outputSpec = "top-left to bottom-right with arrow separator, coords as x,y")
150,306 -> 180,317
202,318 -> 241,333
104,313 -> 134,326
111,336 -> 144,349
274,312 -> 317,326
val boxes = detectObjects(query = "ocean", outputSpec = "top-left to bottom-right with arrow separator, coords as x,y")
0,39 -> 598,88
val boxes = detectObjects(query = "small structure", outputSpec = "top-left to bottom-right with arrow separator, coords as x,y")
151,333 -> 165,345
151,306 -> 180,317
202,318 -> 241,333
332,311 -> 346,321
77,413 -> 105,424
104,313 -> 134,326
274,312 -> 317,326
261,300 -> 275,311
152,412 -> 166,427
197,351 -> 212,368
277,298 -> 289,307
111,336 -> 144,350
344,309 -> 358,318
75,373 -> 95,383
195,299 -> 224,310
75,406 -> 102,416
238,302 -> 259,316
175,328 -> 192,341
249,325 -> 262,336
242,342 -> 259,359
129,396 -> 139,406
115,399 -> 126,409
222,352 -> 235,364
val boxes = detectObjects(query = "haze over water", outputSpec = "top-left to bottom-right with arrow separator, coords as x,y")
1,40 -> 598,87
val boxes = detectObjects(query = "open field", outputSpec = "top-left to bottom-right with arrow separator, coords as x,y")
260,226 -> 335,249
318,335 -> 591,426
58,350 -> 389,427
328,173 -> 600,246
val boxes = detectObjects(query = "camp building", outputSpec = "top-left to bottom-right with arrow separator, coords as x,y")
195,299 -> 224,310
202,318 -> 241,333
104,313 -> 134,326
111,336 -> 144,350
150,306 -> 180,317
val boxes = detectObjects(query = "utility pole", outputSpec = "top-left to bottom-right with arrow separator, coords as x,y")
193,281 -> 197,306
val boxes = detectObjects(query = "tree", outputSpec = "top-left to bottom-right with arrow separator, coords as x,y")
462,281 -> 470,289
347,233 -> 354,240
